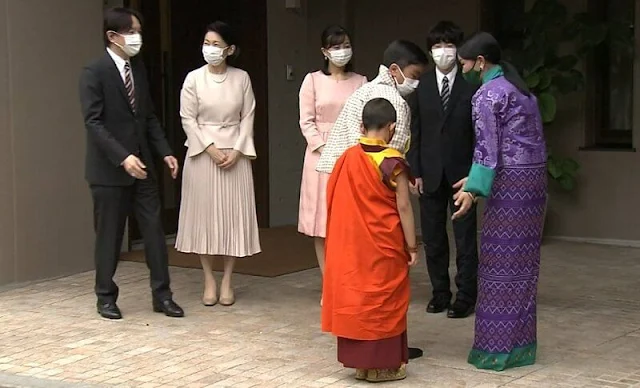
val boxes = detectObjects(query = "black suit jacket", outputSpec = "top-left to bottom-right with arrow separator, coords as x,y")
407,69 -> 477,193
79,52 -> 172,186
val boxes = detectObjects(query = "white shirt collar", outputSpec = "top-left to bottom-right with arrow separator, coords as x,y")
435,65 -> 457,91
107,47 -> 128,73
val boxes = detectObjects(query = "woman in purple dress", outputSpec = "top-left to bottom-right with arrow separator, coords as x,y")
451,32 -> 547,371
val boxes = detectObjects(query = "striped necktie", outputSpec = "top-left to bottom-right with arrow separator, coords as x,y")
124,62 -> 136,113
441,75 -> 450,111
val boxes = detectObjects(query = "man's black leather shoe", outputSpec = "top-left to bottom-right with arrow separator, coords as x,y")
447,300 -> 475,319
97,302 -> 122,320
408,347 -> 424,359
153,298 -> 185,317
426,297 -> 451,314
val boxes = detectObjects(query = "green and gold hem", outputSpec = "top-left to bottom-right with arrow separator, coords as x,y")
468,343 -> 537,372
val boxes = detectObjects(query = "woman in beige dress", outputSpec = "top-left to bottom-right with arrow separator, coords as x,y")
176,21 -> 261,306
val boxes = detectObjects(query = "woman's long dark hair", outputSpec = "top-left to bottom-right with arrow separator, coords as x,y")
458,32 -> 530,96
320,25 -> 354,75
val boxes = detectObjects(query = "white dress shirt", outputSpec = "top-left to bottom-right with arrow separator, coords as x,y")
435,65 -> 457,94
106,47 -> 134,87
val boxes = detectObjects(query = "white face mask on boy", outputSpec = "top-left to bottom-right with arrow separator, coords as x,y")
394,66 -> 419,97
431,47 -> 457,70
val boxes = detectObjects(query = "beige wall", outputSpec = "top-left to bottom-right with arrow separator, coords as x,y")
0,0 -> 99,286
0,0 -> 12,285
540,0 -> 640,243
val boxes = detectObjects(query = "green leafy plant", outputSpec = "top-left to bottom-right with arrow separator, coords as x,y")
500,0 -> 633,191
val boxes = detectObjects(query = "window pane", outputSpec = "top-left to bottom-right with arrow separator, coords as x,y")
607,0 -> 634,132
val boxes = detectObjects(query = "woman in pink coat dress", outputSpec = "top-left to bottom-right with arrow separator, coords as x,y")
298,25 -> 367,304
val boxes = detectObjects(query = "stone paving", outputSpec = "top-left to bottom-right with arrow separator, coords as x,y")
0,240 -> 640,387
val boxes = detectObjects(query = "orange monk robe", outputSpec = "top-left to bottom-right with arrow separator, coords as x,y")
322,138 -> 411,341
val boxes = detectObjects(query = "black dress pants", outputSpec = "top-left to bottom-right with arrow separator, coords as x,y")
90,176 -> 172,304
419,176 -> 478,304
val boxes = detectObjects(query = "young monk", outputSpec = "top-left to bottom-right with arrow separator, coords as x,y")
321,97 -> 419,383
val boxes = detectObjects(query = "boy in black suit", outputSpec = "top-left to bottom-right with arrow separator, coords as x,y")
407,21 -> 478,319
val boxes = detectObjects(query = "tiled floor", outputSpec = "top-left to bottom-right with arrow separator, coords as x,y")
0,240 -> 640,387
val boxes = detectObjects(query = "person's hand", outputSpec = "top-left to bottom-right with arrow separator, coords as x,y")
408,251 -> 418,266
317,145 -> 325,154
451,176 -> 472,219
164,156 -> 179,179
452,191 -> 474,220
205,145 -> 228,165
452,177 -> 468,191
219,150 -> 241,169
410,178 -> 424,196
122,154 -> 147,179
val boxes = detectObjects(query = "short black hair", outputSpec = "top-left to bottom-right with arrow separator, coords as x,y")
103,7 -> 143,47
320,24 -> 354,75
205,21 -> 240,60
427,21 -> 464,49
362,98 -> 397,131
382,40 -> 429,68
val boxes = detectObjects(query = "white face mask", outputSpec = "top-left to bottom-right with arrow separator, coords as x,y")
113,33 -> 143,57
431,47 -> 457,70
394,66 -> 420,97
327,48 -> 352,67
202,45 -> 227,66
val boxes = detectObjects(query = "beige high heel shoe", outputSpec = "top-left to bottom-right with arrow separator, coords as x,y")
202,282 -> 218,306
202,295 -> 218,307
219,288 -> 235,306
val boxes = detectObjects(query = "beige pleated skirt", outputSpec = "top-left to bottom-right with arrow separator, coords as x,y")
175,149 -> 261,258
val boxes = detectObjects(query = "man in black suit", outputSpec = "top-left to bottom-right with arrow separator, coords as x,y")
407,21 -> 478,319
79,7 -> 183,319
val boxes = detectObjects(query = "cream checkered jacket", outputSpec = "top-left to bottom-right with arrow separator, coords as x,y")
315,65 -> 411,174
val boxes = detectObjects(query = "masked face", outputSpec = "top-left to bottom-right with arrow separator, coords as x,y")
202,45 -> 228,66
107,15 -> 143,58
392,65 -> 420,97
431,47 -> 457,70
461,57 -> 484,85
202,31 -> 235,67
326,48 -> 353,67
110,32 -> 143,58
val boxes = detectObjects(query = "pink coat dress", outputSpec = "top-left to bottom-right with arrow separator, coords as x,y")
298,71 -> 367,237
